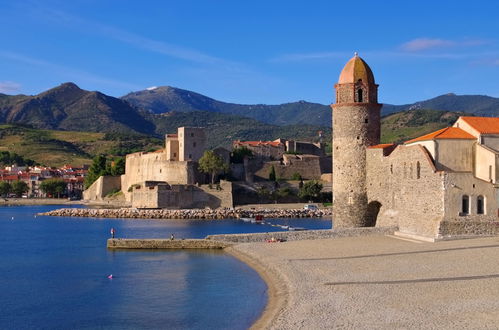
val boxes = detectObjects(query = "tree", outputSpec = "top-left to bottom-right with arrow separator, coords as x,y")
84,155 -> 108,189
198,151 -> 229,184
11,180 -> 29,197
298,180 -> 323,202
111,157 -> 125,176
269,165 -> 276,181
40,178 -> 67,198
291,172 -> 302,180
0,181 -> 12,197
231,147 -> 253,163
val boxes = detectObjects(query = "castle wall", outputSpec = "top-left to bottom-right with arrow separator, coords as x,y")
83,175 -> 122,201
178,127 -> 205,162
131,181 -> 233,209
252,155 -> 325,180
121,151 -> 197,201
367,145 -> 445,238
165,138 -> 179,161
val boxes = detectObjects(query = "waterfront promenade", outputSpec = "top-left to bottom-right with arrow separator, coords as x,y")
231,235 -> 499,329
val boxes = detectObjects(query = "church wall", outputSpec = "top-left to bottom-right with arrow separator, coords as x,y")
453,118 -> 480,138
367,145 -> 445,238
408,140 -> 435,159
434,139 -> 474,172
442,172 -> 497,221
475,144 -> 497,183
481,135 -> 499,151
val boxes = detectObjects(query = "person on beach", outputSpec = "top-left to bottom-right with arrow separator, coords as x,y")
110,228 -> 115,239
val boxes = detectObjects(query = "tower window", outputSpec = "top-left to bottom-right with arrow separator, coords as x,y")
416,161 -> 421,179
357,89 -> 363,102
365,118 -> 368,124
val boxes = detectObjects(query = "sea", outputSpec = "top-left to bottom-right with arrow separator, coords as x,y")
0,205 -> 331,329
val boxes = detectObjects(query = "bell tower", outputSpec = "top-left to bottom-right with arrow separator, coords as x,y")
332,53 -> 382,228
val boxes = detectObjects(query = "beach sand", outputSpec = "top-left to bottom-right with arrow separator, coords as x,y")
230,235 -> 499,329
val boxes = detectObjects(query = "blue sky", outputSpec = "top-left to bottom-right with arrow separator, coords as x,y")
1,0 -> 499,105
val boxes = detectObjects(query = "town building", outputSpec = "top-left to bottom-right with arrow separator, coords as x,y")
333,54 -> 499,240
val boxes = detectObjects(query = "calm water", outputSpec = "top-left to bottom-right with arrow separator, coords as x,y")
0,205 -> 331,329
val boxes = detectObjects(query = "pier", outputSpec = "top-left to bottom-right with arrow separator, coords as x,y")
107,238 -> 231,249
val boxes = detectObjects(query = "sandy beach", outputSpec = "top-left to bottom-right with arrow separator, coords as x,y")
229,235 -> 499,329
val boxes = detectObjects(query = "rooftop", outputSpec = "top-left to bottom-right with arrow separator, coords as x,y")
459,116 -> 499,134
405,127 -> 475,144
338,53 -> 375,85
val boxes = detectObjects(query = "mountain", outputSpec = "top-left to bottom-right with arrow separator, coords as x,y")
123,86 -> 499,124
122,86 -> 331,126
0,83 -> 155,134
382,93 -> 499,117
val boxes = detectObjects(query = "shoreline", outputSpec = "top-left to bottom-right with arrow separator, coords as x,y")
226,245 -> 289,330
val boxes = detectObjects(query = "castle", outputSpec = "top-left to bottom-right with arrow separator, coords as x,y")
333,54 -> 499,240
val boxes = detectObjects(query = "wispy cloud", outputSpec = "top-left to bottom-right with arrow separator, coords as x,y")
400,37 -> 489,52
0,81 -> 21,93
42,8 -> 237,68
0,50 -> 141,91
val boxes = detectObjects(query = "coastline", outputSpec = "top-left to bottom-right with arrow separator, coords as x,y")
228,235 -> 499,329
226,245 -> 289,330
0,198 -> 80,206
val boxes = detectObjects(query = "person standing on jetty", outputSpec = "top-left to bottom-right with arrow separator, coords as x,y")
110,228 -> 115,239
170,233 -> 175,240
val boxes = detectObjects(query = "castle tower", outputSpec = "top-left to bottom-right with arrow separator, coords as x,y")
332,53 -> 382,228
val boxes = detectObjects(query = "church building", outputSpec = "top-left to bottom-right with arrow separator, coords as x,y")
333,54 -> 499,240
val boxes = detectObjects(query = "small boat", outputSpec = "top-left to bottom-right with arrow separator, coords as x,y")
240,218 -> 253,222
255,215 -> 264,222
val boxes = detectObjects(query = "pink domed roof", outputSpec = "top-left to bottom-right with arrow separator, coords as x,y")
338,53 -> 375,84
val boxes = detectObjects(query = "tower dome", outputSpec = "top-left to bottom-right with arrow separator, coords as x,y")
338,53 -> 375,85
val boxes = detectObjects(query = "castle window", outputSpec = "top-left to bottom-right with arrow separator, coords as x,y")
160,169 -> 162,173
191,133 -> 194,137
365,118 -> 368,124
357,89 -> 363,103
173,152 -> 176,157
477,195 -> 485,214
390,164 -> 393,174
189,154 -> 192,159
461,195 -> 470,215
489,166 -> 493,181
416,161 -> 421,179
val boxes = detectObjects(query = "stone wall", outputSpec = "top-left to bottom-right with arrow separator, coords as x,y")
367,145 -> 445,238
206,226 -> 396,243
107,238 -> 230,249
438,220 -> 499,238
83,175 -> 122,201
121,151 -> 198,201
130,180 -> 233,209
253,155 -> 326,181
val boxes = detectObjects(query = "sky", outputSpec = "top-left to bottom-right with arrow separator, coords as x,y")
2,0 -> 499,105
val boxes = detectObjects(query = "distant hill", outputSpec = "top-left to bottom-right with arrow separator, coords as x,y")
123,86 -> 499,124
0,83 -> 155,134
380,109 -> 468,144
382,93 -> 499,117
122,86 -> 331,126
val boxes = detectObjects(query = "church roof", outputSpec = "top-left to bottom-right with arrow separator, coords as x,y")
459,116 -> 499,134
367,143 -> 396,149
405,127 -> 475,144
338,53 -> 375,84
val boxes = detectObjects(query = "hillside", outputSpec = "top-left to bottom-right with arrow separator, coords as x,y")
380,109 -> 467,143
0,125 -> 162,167
122,86 -> 331,126
0,83 -> 155,134
152,111 -> 330,149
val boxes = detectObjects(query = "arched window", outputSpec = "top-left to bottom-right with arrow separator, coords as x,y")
416,161 -> 421,179
462,195 -> 470,215
477,195 -> 485,214
357,89 -> 363,102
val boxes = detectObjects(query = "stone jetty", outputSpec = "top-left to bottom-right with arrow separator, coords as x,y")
38,207 -> 332,220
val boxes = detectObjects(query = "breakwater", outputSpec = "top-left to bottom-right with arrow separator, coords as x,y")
38,207 -> 332,219
107,238 -> 231,249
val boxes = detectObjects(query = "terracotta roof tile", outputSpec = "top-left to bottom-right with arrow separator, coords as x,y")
367,143 -> 396,149
234,141 -> 283,147
460,116 -> 499,134
405,127 -> 475,144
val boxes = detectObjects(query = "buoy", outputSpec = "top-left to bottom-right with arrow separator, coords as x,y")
107,274 -> 113,279
11,217 -> 14,220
